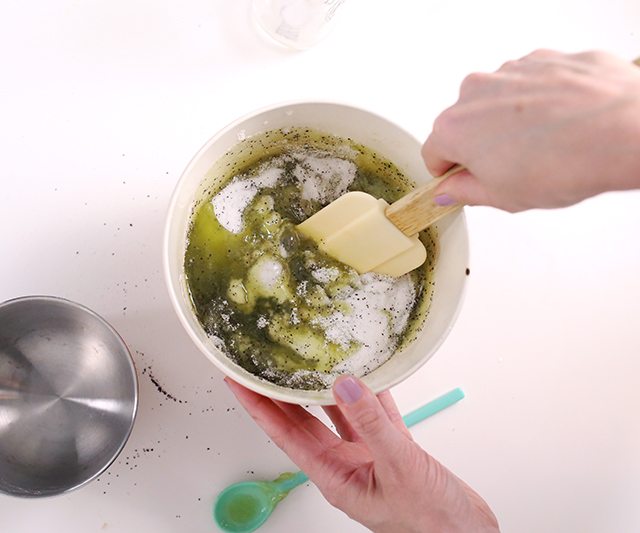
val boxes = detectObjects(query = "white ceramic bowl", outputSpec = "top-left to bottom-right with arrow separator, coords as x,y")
164,102 -> 468,405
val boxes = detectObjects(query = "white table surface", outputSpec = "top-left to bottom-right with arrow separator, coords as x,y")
1,1 -> 639,532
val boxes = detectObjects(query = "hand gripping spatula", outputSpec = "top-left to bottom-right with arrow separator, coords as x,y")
299,58 -> 640,277
297,166 -> 464,277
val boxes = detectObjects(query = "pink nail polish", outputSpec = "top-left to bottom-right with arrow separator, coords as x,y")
334,376 -> 363,404
435,193 -> 455,206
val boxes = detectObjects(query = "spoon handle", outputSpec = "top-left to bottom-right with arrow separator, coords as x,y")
274,470 -> 309,492
402,387 -> 465,428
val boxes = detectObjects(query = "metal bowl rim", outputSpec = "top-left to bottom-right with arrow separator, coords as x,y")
0,294 -> 139,498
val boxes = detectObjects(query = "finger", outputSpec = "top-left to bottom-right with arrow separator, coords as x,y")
332,376 -> 408,466
376,390 -> 413,440
274,399 -> 341,448
433,168 -> 493,208
322,405 -> 360,442
421,131 -> 457,178
519,48 -> 562,64
225,378 -> 339,476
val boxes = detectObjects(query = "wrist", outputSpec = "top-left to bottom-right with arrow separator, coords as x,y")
373,506 -> 499,533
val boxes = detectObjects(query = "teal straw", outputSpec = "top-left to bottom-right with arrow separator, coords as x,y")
402,387 -> 465,428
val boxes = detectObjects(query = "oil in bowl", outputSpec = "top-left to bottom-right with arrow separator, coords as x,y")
184,127 -> 436,391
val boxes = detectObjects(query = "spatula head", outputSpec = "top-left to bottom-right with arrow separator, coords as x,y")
297,191 -> 426,277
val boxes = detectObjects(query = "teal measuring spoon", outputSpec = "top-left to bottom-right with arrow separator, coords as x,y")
214,387 -> 465,533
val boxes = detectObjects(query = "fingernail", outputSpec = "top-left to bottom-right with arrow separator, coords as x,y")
434,193 -> 455,206
334,376 -> 363,405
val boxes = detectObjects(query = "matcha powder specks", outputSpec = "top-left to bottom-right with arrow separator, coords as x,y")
184,128 -> 435,391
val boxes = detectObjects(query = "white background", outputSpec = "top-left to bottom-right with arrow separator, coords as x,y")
1,1 -> 639,532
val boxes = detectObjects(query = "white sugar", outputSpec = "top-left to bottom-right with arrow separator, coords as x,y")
387,275 -> 416,336
212,179 -> 257,233
262,367 -> 334,389
313,311 -> 351,349
252,166 -> 282,189
212,167 -> 284,233
254,257 -> 283,289
311,267 -> 339,284
211,150 -> 357,234
292,153 -> 357,203
312,273 -> 416,376
211,335 -> 227,352
296,280 -> 308,296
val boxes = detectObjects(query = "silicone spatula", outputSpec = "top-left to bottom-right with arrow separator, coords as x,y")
300,58 -> 640,278
297,166 -> 463,277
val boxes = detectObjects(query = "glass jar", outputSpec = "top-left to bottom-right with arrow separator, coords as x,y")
252,0 -> 346,50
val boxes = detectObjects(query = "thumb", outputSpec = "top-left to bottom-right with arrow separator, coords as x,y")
434,168 -> 491,207
332,376 -> 406,462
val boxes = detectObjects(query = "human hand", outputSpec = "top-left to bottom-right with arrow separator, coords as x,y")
225,375 -> 499,533
422,50 -> 640,212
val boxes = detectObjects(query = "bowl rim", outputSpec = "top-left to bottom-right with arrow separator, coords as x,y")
163,100 -> 469,405
0,294 -> 139,498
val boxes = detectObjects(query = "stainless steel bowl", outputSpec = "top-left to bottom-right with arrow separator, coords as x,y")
0,296 -> 138,497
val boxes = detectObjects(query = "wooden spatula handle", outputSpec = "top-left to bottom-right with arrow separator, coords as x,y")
385,166 -> 465,236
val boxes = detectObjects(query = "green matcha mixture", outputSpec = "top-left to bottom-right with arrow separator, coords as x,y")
184,128 -> 436,390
